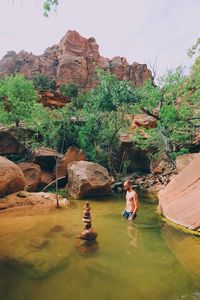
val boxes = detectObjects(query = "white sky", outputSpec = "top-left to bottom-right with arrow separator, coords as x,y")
0,0 -> 200,76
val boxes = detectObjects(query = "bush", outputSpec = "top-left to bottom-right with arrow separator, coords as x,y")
32,75 -> 56,91
59,82 -> 79,98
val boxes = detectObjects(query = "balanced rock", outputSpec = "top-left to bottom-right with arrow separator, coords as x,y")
0,156 -> 25,197
67,161 -> 112,199
77,201 -> 97,241
18,162 -> 41,192
158,153 -> 200,232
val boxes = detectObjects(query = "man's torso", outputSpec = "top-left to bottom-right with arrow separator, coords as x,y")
125,190 -> 136,212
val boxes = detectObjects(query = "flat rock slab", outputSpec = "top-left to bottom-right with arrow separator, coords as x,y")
0,192 -> 63,210
158,153 -> 200,231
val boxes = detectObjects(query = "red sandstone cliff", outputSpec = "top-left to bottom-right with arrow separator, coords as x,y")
0,30 -> 152,88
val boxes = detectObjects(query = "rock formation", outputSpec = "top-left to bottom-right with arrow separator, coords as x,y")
54,146 -> 85,178
31,147 -> 63,171
0,191 -> 66,210
175,153 -> 199,173
0,130 -> 27,156
158,153 -> 200,232
0,30 -> 152,89
119,113 -> 157,172
18,162 -> 42,192
77,201 -> 97,241
0,156 -> 25,197
67,160 -> 112,199
38,91 -> 68,108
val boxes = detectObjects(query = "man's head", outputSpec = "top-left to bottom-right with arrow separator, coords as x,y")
124,179 -> 132,191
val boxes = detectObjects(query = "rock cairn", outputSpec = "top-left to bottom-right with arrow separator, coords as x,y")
77,201 -> 97,241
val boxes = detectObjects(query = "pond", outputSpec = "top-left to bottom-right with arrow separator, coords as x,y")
0,194 -> 200,300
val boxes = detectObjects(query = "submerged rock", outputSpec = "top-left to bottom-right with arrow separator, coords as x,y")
67,161 -> 112,199
29,238 -> 50,250
45,225 -> 65,238
0,254 -> 69,280
0,156 -> 25,198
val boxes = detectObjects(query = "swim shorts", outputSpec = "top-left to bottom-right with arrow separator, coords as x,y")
123,210 -> 137,220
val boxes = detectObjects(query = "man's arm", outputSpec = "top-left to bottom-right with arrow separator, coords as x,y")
133,192 -> 138,215
128,192 -> 138,220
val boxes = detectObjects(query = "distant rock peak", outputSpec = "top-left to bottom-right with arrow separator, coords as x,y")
0,30 -> 152,88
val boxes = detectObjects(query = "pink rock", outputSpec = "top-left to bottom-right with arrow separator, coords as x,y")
0,30 -> 152,90
158,153 -> 200,231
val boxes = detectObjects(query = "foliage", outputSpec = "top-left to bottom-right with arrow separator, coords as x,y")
131,66 -> 199,164
187,38 -> 200,58
1,56 -> 200,175
60,83 -> 79,98
39,106 -> 80,152
43,0 -> 59,17
74,70 -> 134,172
32,75 -> 56,92
0,75 -> 44,129
87,68 -> 139,112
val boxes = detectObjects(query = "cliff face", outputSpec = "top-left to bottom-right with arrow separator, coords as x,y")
0,30 -> 152,88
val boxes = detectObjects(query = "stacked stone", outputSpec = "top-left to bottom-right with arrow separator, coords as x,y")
77,201 -> 97,241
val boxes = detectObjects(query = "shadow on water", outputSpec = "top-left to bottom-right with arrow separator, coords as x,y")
0,255 -> 69,280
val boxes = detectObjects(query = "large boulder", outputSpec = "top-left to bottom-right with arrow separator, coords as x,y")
40,171 -> 54,188
0,131 -> 27,155
131,113 -> 157,129
67,161 -> 112,199
158,153 -> 200,231
54,146 -> 85,178
176,153 -> 199,173
18,163 -> 41,192
0,156 -> 25,197
31,148 -> 63,171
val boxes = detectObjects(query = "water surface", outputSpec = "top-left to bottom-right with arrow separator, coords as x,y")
0,194 -> 200,300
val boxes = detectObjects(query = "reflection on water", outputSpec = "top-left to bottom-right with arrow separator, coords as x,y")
0,196 -> 199,300
162,222 -> 200,279
127,223 -> 138,248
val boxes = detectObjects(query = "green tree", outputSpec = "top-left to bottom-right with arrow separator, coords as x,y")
0,75 -> 44,129
32,75 -> 56,92
87,68 -> 138,112
60,82 -> 79,98
75,70 -> 133,173
131,67 -> 198,165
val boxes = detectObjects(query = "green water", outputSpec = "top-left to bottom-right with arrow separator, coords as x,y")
0,194 -> 200,300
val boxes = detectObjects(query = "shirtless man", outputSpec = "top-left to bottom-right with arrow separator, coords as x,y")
123,180 -> 139,221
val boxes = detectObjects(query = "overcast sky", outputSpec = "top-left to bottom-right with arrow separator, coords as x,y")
0,0 -> 200,76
